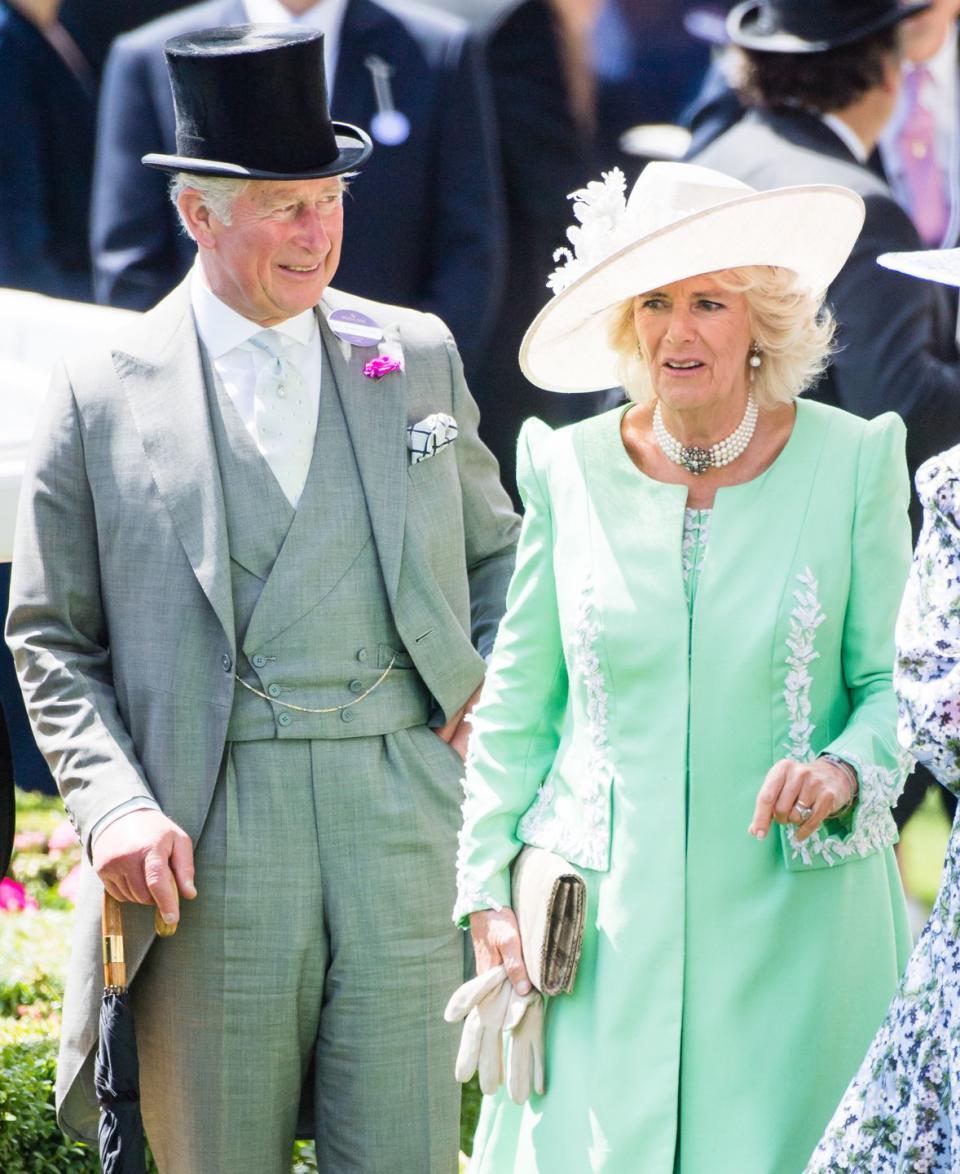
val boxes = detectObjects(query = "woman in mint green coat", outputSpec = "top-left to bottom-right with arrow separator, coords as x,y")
453,163 -> 914,1173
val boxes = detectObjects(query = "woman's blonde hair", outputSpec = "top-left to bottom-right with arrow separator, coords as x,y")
607,266 -> 836,409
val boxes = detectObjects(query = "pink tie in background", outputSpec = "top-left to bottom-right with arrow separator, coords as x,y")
897,65 -> 950,248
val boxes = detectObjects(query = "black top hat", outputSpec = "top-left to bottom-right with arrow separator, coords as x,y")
142,24 -> 372,178
728,0 -> 931,53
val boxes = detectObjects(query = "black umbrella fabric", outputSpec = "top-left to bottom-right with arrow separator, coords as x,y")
96,892 -> 147,1174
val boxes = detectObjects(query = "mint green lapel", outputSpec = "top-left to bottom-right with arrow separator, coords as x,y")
113,281 -> 234,650
317,293 -> 407,604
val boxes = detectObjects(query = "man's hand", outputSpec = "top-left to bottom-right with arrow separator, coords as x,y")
92,809 -> 197,926
435,681 -> 483,761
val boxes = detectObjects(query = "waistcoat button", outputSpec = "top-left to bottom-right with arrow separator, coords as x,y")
267,683 -> 282,699
356,648 -> 368,662
251,654 -> 267,669
277,712 -> 292,727
348,679 -> 363,693
341,709 -> 355,723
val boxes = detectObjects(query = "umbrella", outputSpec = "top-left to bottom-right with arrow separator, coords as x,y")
97,893 -> 173,1173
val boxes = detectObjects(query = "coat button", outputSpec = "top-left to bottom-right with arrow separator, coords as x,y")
356,647 -> 368,662
277,712 -> 292,727
267,683 -> 282,699
251,654 -> 267,668
348,679 -> 363,694
221,654 -> 232,672
341,708 -> 355,722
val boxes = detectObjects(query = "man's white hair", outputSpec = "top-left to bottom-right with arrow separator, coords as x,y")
170,173 -> 249,234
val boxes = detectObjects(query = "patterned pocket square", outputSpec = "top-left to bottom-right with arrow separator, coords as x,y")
407,413 -> 458,464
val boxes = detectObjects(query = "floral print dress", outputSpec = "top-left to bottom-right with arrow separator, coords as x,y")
808,450 -> 960,1173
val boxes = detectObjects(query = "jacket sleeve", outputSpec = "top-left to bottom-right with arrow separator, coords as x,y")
418,30 -> 505,378
454,417 -> 568,922
782,412 -> 914,869
828,193 -> 960,478
91,34 -> 185,309
4,367 -> 157,854
444,331 -> 520,662
895,447 -> 960,789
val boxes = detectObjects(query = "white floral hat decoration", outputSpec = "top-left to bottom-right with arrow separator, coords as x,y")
519,162 -> 865,393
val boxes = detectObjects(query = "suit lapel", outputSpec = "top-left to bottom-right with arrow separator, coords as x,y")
317,292 -> 408,603
112,281 -> 234,649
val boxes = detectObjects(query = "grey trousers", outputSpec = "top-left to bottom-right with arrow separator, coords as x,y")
129,729 -> 465,1174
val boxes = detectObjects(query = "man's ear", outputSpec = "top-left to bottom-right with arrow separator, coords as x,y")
177,190 -> 217,249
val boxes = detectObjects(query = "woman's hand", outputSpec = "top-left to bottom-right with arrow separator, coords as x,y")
749,757 -> 857,843
469,907 -> 532,995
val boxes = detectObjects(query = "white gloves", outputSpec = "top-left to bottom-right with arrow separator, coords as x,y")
444,964 -> 545,1102
505,987 -> 545,1103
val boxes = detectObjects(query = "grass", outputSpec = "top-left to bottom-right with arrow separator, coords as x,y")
898,786 -> 953,908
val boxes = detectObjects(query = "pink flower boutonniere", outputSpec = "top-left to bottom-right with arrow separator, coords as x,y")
363,354 -> 403,380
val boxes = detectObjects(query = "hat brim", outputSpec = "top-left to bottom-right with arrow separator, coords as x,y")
520,185 -> 865,393
878,248 -> 960,288
728,0 -> 931,53
142,122 -> 372,178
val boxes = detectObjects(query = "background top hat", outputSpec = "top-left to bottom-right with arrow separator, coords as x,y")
142,24 -> 372,178
728,0 -> 931,53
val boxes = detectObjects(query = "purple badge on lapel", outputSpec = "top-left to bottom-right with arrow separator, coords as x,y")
327,309 -> 383,347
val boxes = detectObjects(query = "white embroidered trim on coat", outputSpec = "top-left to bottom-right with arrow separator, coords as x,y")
454,710 -> 506,922
516,579 -> 612,870
784,750 -> 911,867
784,568 -> 826,762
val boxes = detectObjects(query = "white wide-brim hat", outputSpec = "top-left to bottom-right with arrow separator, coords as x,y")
519,162 -> 865,393
878,248 -> 960,287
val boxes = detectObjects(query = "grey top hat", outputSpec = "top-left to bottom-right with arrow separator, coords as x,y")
142,24 -> 372,179
728,0 -> 931,54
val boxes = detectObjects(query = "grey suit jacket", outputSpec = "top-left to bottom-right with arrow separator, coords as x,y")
5,276 -> 519,1138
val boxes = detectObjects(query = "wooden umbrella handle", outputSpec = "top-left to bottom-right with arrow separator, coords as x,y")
154,907 -> 177,938
102,890 -> 127,989
102,892 -> 178,986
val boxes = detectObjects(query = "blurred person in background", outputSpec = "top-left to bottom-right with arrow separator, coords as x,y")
0,0 -> 97,300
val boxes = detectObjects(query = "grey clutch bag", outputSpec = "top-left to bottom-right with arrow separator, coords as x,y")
510,846 -> 586,996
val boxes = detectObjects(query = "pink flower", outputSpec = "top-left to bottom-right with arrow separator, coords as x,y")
57,863 -> 83,904
47,820 -> 79,851
0,877 -> 39,913
13,831 -> 46,851
362,354 -> 403,380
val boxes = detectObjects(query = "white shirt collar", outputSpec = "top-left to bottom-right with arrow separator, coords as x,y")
189,261 -> 318,358
916,21 -> 958,93
821,113 -> 870,164
243,0 -> 349,83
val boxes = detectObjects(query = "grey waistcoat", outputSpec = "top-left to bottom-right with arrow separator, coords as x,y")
205,340 -> 431,741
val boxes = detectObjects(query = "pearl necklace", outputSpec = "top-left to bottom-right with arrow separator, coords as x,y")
652,394 -> 759,476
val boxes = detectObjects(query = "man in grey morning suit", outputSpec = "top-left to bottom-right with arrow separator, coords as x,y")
5,26 -> 520,1174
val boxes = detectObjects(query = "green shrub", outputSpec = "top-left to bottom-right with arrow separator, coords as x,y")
0,1020 -> 101,1172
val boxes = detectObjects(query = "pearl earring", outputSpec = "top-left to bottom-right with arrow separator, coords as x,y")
748,344 -> 762,369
